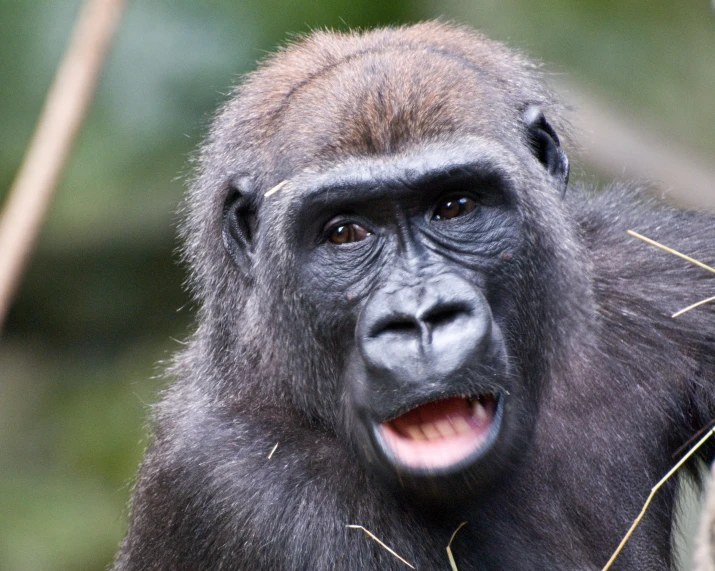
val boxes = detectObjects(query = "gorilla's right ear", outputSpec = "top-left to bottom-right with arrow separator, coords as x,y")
222,177 -> 256,273
523,106 -> 570,195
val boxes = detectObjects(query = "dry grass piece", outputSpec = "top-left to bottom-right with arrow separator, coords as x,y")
601,425 -> 715,571
627,230 -> 715,317
672,295 -> 715,318
346,525 -> 415,569
627,230 -> 715,275
264,180 -> 288,198
267,443 -> 278,459
446,521 -> 468,571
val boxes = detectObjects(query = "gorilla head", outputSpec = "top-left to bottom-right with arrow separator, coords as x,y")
203,24 -> 579,500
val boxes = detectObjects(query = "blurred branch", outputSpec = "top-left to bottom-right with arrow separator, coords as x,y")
0,0 -> 126,333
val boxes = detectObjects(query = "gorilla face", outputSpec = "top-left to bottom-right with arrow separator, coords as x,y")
253,134 -> 566,500
220,43 -> 572,503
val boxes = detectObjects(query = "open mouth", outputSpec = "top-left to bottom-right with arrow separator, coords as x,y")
377,394 -> 501,472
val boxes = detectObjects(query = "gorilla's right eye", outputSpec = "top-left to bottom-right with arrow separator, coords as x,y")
432,196 -> 477,221
327,222 -> 371,245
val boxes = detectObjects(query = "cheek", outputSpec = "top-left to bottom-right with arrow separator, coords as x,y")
299,244 -> 385,307
422,209 -> 521,267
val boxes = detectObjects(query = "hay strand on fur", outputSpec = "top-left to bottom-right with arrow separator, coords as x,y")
601,425 -> 715,571
627,230 -> 715,275
267,443 -> 278,459
346,525 -> 415,568
672,418 -> 715,459
627,230 -> 715,317
672,295 -> 715,318
264,180 -> 288,198
446,521 -> 468,571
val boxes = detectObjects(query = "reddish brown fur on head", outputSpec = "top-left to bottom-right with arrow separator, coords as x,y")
211,22 -> 562,174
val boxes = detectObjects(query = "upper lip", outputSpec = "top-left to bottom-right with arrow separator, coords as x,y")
378,389 -> 502,424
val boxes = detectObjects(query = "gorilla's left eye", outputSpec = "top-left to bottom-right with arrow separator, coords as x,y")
327,222 -> 371,245
432,196 -> 477,221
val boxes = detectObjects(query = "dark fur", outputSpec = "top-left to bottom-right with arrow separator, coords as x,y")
113,23 -> 715,570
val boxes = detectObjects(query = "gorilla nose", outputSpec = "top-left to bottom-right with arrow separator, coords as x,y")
358,275 -> 493,382
368,301 -> 470,341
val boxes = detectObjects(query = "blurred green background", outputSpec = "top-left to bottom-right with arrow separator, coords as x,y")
0,1 -> 713,570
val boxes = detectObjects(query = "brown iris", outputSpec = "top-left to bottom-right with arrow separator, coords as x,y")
328,223 -> 370,244
433,196 -> 477,221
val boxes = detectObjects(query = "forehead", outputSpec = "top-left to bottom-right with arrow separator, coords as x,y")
267,47 -> 518,166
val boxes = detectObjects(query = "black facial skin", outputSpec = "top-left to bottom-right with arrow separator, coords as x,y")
114,23 -> 715,571
291,151 -> 527,499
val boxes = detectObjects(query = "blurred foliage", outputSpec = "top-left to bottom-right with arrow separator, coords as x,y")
0,1 -> 712,570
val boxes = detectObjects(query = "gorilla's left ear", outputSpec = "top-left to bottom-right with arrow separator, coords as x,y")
523,106 -> 570,195
222,176 -> 256,274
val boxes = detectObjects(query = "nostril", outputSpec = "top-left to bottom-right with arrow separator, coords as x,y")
422,303 -> 470,329
369,315 -> 421,338
368,304 -> 472,338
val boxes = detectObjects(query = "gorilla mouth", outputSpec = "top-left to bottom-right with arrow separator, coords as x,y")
377,394 -> 501,472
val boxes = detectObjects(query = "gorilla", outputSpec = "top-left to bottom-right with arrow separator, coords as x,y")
113,22 -> 715,571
